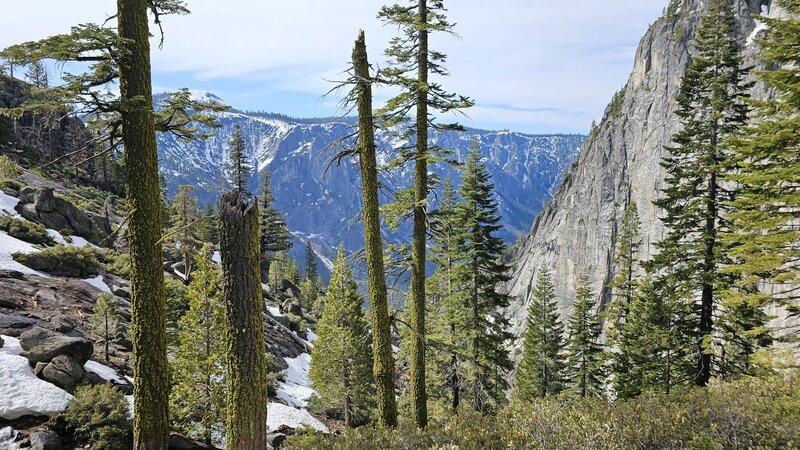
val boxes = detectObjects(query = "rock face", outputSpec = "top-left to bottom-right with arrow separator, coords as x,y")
506,0 -> 781,357
29,430 -> 62,450
15,187 -> 111,246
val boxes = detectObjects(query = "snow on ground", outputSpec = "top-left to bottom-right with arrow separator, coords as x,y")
268,402 -> 328,433
306,330 -> 317,343
0,426 -> 21,450
47,229 -> 93,248
84,360 -> 125,383
125,395 -> 134,419
0,336 -> 72,420
747,4 -> 770,45
275,353 -> 315,408
83,275 -> 111,293
0,191 -> 20,218
284,353 -> 312,387
212,250 -> 221,263
0,232 -> 48,276
266,305 -> 283,317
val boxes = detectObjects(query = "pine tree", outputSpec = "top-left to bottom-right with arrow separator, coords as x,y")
378,0 -> 474,427
170,246 -> 225,446
258,171 -> 292,280
516,266 -> 565,400
304,240 -> 318,282
25,60 -> 48,88
723,0 -> 800,364
228,124 -> 250,194
92,293 -> 122,362
168,184 -> 201,280
201,201 -> 219,245
620,275 -> 694,395
426,175 -> 467,410
605,201 -> 641,397
648,0 -> 752,387
563,273 -> 604,398
309,246 -> 374,429
453,143 -> 513,412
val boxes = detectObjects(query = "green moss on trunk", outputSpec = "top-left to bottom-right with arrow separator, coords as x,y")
117,0 -> 169,447
220,192 -> 268,448
352,31 -> 398,428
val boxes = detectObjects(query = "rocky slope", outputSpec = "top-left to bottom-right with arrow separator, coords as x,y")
155,104 -> 584,274
505,0 -> 781,356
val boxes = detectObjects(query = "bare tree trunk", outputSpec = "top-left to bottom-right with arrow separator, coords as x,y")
219,192 -> 268,449
352,30 -> 397,428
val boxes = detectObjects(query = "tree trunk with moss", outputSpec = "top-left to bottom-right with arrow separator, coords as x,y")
352,30 -> 398,428
117,0 -> 169,447
219,191 -> 268,448
409,0 -> 429,428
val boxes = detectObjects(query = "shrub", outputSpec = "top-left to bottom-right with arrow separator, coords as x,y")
0,155 -> 20,179
283,372 -> 800,450
13,244 -> 102,277
0,216 -> 53,245
266,352 -> 287,396
50,384 -> 132,450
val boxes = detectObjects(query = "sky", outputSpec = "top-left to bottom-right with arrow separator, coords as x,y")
0,0 -> 668,134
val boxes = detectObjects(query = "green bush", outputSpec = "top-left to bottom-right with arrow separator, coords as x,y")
13,244 -> 103,277
0,155 -> 20,179
284,372 -> 800,449
266,352 -> 287,396
50,384 -> 132,450
0,216 -> 53,245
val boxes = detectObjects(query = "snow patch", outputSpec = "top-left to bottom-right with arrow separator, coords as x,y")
212,251 -> 221,263
276,382 -> 316,408
0,352 -> 73,420
0,231 -> 48,276
266,305 -> 283,317
268,402 -> 328,433
84,360 -> 125,383
0,336 -> 22,356
0,426 -> 20,450
0,190 -> 20,218
83,275 -> 111,293
284,353 -> 312,387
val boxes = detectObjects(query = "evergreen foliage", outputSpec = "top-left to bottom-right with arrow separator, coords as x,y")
723,0 -> 800,354
309,246 -> 374,428
227,124 -> 251,194
563,273 -> 604,397
378,0 -> 474,427
516,266 -> 565,400
92,293 -> 123,362
647,0 -> 753,386
452,143 -> 513,411
258,171 -> 292,279
304,240 -> 318,282
168,184 -> 201,279
170,246 -> 226,446
604,201 -> 641,397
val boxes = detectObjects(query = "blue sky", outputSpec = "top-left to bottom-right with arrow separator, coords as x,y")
0,0 -> 668,134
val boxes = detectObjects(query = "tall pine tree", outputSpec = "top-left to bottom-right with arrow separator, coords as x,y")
168,184 -> 202,280
258,171 -> 292,280
304,240 -> 318,282
309,246 -> 374,429
453,143 -> 513,412
648,0 -> 752,386
228,124 -> 250,194
723,0 -> 800,364
378,0 -> 473,427
563,273 -> 604,398
605,201 -> 641,396
516,265 -> 565,400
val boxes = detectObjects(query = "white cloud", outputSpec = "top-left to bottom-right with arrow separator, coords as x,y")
0,0 -> 667,132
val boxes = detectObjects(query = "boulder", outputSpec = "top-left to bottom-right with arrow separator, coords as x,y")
15,187 -> 111,246
41,354 -> 85,392
0,313 -> 37,330
168,432 -> 219,449
20,327 -> 93,365
49,314 -> 75,333
267,433 -> 287,448
29,430 -> 62,450
78,370 -> 106,387
286,303 -> 303,316
35,290 -> 61,307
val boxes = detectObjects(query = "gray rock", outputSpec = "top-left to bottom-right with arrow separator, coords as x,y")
79,369 -> 106,387
34,362 -> 47,376
15,187 -> 111,246
35,290 -> 61,307
41,355 -> 85,392
29,430 -> 62,450
33,188 -> 56,213
168,432 -> 219,449
286,303 -> 303,316
505,0 -> 786,361
0,313 -> 37,329
267,433 -> 287,448
49,314 -> 75,333
19,327 -> 93,365
0,335 -> 3,349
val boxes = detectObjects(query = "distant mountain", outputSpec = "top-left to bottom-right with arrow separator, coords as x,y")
155,95 -> 584,279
